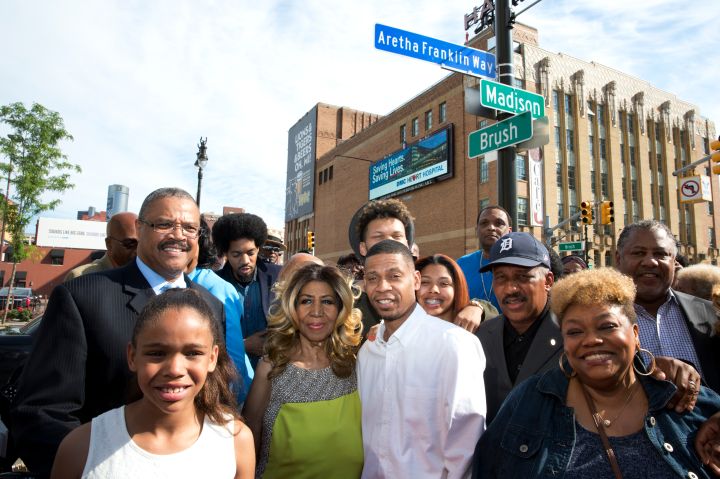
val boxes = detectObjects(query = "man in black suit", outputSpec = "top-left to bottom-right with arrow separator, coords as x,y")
615,220 -> 720,393
212,213 -> 281,368
10,187 -> 224,476
475,232 -> 562,424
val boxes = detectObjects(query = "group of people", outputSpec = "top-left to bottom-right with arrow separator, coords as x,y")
3,189 -> 720,478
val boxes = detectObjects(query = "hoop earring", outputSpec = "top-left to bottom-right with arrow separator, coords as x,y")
558,352 -> 576,378
634,348 -> 656,376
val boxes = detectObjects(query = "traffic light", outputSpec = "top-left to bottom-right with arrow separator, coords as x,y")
580,201 -> 593,224
711,136 -> 720,175
306,230 -> 315,250
600,201 -> 615,225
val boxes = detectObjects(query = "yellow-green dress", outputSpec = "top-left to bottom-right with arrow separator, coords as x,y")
257,364 -> 363,479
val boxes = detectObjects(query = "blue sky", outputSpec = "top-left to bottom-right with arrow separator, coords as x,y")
1,0 -> 718,230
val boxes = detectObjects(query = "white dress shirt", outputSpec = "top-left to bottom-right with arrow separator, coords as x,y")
135,257 -> 186,295
358,305 -> 487,479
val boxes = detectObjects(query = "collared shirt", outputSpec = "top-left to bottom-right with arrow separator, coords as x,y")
221,264 -> 266,369
357,305 -> 487,479
457,250 -> 500,310
135,257 -> 186,295
502,305 -> 547,384
635,291 -> 704,377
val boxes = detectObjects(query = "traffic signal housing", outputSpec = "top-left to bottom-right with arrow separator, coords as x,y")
580,201 -> 593,224
711,136 -> 720,175
307,230 -> 315,250
600,201 -> 615,225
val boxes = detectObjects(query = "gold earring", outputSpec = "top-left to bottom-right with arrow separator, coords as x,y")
634,347 -> 656,376
558,351 -> 576,378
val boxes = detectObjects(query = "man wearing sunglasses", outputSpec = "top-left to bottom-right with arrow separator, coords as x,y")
259,234 -> 286,265
64,211 -> 139,281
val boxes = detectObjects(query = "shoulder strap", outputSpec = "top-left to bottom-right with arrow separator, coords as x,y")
580,385 -> 624,479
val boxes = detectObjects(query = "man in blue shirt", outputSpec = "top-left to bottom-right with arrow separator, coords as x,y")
213,213 -> 281,369
457,205 -> 512,311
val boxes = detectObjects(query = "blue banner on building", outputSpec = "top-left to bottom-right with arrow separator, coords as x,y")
375,23 -> 495,78
285,106 -> 317,221
369,126 -> 453,200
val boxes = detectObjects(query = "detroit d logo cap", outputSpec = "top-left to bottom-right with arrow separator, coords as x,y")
479,232 -> 551,272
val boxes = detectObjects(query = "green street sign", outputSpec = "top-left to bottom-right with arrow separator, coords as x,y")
468,111 -> 533,158
558,241 -> 584,252
480,79 -> 545,119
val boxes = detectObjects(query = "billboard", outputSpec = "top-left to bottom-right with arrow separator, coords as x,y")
36,218 -> 107,250
285,106 -> 318,221
369,125 -> 453,200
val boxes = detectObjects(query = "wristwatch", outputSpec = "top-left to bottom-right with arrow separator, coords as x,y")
469,299 -> 485,309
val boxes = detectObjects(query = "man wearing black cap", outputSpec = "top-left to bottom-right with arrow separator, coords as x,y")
259,234 -> 286,265
475,232 -> 561,423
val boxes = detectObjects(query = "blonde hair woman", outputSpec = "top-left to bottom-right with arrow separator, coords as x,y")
243,263 -> 363,478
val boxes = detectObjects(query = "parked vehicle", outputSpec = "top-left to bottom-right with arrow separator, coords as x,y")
0,289 -> 35,311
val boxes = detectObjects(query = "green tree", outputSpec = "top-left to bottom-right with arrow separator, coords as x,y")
0,102 -> 80,323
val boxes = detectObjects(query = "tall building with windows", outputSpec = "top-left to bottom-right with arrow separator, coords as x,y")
285,23 -> 717,265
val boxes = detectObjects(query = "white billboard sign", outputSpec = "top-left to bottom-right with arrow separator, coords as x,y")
36,218 -> 107,250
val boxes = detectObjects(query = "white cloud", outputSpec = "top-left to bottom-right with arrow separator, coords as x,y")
1,0 -> 718,230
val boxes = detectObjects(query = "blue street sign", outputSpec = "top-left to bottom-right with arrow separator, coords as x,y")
375,23 -> 496,79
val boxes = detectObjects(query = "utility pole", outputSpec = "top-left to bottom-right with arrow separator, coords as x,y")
495,0 -> 517,226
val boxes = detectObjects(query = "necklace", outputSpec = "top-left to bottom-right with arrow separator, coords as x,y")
583,379 -> 639,428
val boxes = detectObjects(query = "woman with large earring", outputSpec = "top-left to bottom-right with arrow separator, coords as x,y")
243,263 -> 363,478
473,268 -> 720,478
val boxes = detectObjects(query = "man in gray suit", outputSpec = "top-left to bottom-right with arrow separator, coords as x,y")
615,220 -> 720,393
475,232 -> 561,423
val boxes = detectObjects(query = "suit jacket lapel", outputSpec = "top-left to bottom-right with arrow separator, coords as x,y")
516,311 -> 563,384
122,262 -> 154,315
485,318 -> 513,390
674,289 -> 715,335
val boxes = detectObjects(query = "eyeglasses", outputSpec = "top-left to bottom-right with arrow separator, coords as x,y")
262,246 -> 284,254
138,219 -> 200,238
108,237 -> 138,249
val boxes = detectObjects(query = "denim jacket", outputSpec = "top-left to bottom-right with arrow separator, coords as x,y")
472,365 -> 720,478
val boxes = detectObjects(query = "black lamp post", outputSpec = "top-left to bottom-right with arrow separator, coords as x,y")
195,137 -> 208,208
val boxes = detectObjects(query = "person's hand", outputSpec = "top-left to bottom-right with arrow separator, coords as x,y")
695,411 -> 720,475
244,330 -> 268,357
454,303 -> 483,333
653,356 -> 701,413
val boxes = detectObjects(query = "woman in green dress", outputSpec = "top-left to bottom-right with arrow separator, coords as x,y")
243,263 -> 363,478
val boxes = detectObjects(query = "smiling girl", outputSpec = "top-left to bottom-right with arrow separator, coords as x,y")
51,289 -> 255,478
415,254 -> 471,322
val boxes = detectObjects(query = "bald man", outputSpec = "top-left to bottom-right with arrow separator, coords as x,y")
277,252 -> 324,283
65,212 -> 139,281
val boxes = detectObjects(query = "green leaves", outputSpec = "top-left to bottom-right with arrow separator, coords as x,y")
0,101 -> 80,264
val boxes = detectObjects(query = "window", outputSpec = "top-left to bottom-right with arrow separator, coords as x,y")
323,169 -> 329,183
480,157 -> 489,183
411,118 -> 419,136
49,249 -> 65,265
516,155 -> 527,181
517,198 -> 529,226
400,124 -> 406,144
328,165 -> 333,181
318,172 -> 323,185
479,198 -> 489,211
439,102 -> 447,123
425,110 -> 433,130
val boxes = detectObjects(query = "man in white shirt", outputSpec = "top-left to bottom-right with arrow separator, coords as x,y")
358,239 -> 487,478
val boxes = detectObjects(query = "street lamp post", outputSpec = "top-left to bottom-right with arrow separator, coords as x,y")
195,137 -> 208,208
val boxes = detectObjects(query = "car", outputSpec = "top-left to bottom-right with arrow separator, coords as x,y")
0,315 -> 40,388
0,289 -> 35,311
